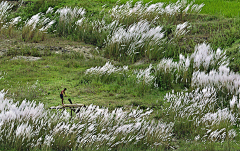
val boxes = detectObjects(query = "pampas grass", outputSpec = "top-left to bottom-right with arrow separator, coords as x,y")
0,90 -> 174,150
104,20 -> 165,61
0,1 -> 13,32
164,87 -> 237,142
55,7 -> 85,37
22,13 -> 55,42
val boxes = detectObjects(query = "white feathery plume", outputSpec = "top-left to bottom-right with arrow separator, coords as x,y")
9,16 -> 21,25
85,61 -> 128,76
46,7 -> 54,14
56,7 -> 85,22
190,43 -> 227,71
0,1 -> 13,24
106,20 -> 164,56
174,22 -> 190,37
135,64 -> 155,86
109,0 -> 204,21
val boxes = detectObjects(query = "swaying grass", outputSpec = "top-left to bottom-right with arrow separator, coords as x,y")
84,61 -> 128,83
103,0 -> 203,62
55,6 -> 85,37
164,87 -> 237,142
104,20 -> 165,62
0,90 -> 174,150
22,13 -> 55,42
5,0 -> 203,62
0,1 -> 13,31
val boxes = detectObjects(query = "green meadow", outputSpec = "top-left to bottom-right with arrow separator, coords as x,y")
1,0 -> 240,150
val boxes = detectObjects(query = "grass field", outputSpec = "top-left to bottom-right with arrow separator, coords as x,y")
1,0 -> 240,150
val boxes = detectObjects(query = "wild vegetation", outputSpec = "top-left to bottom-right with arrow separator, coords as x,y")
1,0 -> 240,150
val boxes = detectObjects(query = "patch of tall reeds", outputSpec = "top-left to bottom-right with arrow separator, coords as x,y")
0,90 -> 174,150
55,7 -> 85,37
3,16 -> 21,37
34,0 -> 203,62
84,61 -> 129,84
164,87 -> 237,142
75,19 -> 120,48
0,1 -> 13,32
104,20 -> 165,62
85,42 -> 240,102
22,13 -> 55,42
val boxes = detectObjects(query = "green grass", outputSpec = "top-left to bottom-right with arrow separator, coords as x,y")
0,45 -> 166,110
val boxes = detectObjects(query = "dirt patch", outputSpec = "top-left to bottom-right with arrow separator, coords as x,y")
0,35 -> 96,59
11,56 -> 41,61
65,45 -> 93,59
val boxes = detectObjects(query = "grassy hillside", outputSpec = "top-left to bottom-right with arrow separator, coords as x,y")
1,0 -> 240,150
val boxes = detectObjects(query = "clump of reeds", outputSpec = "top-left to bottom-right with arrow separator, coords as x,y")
104,20 -> 165,61
190,43 -> 228,72
104,0 -> 204,61
22,13 -> 55,42
164,87 -> 237,142
0,1 -> 13,31
135,64 -> 155,86
85,61 -> 128,83
76,19 -> 120,48
55,7 -> 85,37
4,16 -> 22,37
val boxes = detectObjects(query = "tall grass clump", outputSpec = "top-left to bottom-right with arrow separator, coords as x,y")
84,62 -> 156,95
189,43 -> 240,106
84,61 -> 128,84
104,20 -> 165,62
55,7 -> 85,37
190,43 -> 228,72
22,12 -> 55,42
164,87 -> 237,142
191,65 -> 240,105
3,16 -> 22,37
153,43 -> 229,91
153,49 -> 193,90
0,90 -> 174,150
0,1 -> 13,31
75,19 -> 120,48
134,64 -> 156,95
